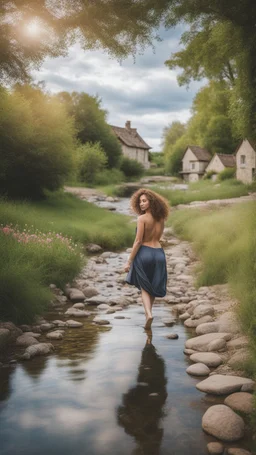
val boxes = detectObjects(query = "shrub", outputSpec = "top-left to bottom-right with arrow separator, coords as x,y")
218,167 -> 236,181
94,168 -> 125,185
77,142 -> 107,185
203,170 -> 217,180
120,157 -> 144,178
0,85 -> 76,199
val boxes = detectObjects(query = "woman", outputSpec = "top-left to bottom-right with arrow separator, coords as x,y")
124,188 -> 170,329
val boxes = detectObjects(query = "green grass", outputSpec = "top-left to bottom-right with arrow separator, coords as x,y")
150,179 -> 254,206
0,190 -> 134,250
168,202 -> 256,426
0,190 -> 134,323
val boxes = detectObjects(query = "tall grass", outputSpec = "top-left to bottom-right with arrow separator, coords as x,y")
168,202 -> 256,373
0,190 -> 134,250
151,179 -> 253,206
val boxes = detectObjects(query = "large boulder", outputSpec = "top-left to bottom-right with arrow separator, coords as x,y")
21,343 -> 54,360
0,328 -> 11,350
186,363 -> 210,376
193,304 -> 214,319
184,315 -> 214,328
68,288 -> 86,302
185,333 -> 231,352
196,322 -> 220,335
202,404 -> 245,441
217,312 -> 240,334
224,392 -> 254,414
196,375 -> 255,395
16,334 -> 39,347
190,352 -> 222,368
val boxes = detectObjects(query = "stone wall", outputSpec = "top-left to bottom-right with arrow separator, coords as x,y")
236,140 -> 256,184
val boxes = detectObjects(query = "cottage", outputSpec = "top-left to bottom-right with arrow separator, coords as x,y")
180,146 -> 211,182
111,121 -> 151,169
235,139 -> 256,183
205,153 -> 236,180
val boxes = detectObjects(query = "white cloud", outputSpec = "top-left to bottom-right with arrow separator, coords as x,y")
32,26 -> 204,151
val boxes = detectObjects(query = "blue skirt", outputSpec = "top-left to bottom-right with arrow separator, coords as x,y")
126,245 -> 167,297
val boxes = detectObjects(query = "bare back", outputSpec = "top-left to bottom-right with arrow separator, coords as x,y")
140,213 -> 164,248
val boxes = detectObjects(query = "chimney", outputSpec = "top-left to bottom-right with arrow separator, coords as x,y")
125,120 -> 131,130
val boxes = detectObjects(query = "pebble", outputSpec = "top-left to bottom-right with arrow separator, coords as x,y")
207,442 -> 224,454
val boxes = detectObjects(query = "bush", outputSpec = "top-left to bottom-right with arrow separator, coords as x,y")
94,168 -> 125,185
0,85 -> 76,199
218,167 -> 236,181
77,142 -> 107,185
120,157 -> 144,179
203,170 -> 217,180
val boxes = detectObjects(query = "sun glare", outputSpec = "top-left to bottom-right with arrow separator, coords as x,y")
26,20 -> 41,36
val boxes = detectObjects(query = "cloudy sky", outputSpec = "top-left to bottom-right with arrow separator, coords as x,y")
32,25 -> 204,151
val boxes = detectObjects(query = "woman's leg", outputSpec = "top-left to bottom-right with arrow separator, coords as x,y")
141,288 -> 154,329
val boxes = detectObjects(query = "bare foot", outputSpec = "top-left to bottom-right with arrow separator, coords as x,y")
144,317 -> 153,330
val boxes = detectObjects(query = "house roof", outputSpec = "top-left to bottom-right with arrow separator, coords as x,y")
216,153 -> 236,167
235,138 -> 256,155
110,125 -> 151,150
183,145 -> 211,162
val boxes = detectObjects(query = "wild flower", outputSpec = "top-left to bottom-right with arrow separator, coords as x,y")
0,224 -> 80,253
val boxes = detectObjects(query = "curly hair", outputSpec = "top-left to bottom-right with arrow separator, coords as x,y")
130,188 -> 170,221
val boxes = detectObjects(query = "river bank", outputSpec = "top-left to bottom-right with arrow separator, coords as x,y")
0,193 -> 255,454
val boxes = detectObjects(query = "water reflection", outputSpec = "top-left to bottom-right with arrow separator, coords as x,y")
117,331 -> 168,455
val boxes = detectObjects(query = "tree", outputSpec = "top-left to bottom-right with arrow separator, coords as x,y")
162,121 -> 186,157
0,84 -> 76,198
56,91 -> 122,168
77,143 -> 107,185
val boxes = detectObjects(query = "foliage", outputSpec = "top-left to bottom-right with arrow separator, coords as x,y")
144,167 -> 166,176
217,167 -> 236,181
0,84 -> 76,198
165,134 -> 190,176
56,91 -> 122,168
150,152 -> 165,168
77,142 -> 107,185
0,191 -> 134,250
0,227 -> 83,323
94,169 -> 125,186
203,170 -> 217,180
120,157 -> 145,179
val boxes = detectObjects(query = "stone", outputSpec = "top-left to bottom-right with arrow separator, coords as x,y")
190,352 -> 222,368
22,343 -> 54,360
193,304 -> 214,319
241,383 -> 255,393
52,320 -> 67,327
22,332 -> 41,338
97,304 -> 111,310
202,405 -> 245,441
66,320 -> 83,328
196,322 -> 220,335
185,333 -> 231,352
40,323 -> 55,332
93,317 -> 110,325
196,375 -> 255,395
186,363 -> 210,376
86,296 -> 107,305
86,243 -> 102,253
184,315 -> 214,328
162,318 -> 176,327
179,312 -> 190,321
69,289 -> 85,302
83,287 -> 99,298
16,334 -> 39,347
208,338 -> 227,352
0,329 -> 11,350
227,349 -> 250,368
106,309 -> 116,314
114,316 -> 125,319
227,337 -> 249,350
166,334 -> 179,340
0,322 -> 22,339
224,392 -> 254,414
46,331 -> 63,340
226,448 -> 252,455
207,442 -> 224,454
218,312 -> 240,334
65,308 -> 91,317
184,348 -> 197,355
72,303 -> 85,309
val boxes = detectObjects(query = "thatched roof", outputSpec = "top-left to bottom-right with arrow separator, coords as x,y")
216,153 -> 236,167
111,122 -> 151,150
186,146 -> 211,162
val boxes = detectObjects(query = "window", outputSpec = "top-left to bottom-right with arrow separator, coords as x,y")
240,155 -> 246,166
191,162 -> 195,170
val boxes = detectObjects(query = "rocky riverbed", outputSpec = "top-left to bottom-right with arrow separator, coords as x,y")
0,189 -> 255,455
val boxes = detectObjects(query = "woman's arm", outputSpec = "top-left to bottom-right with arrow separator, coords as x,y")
124,216 -> 145,272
